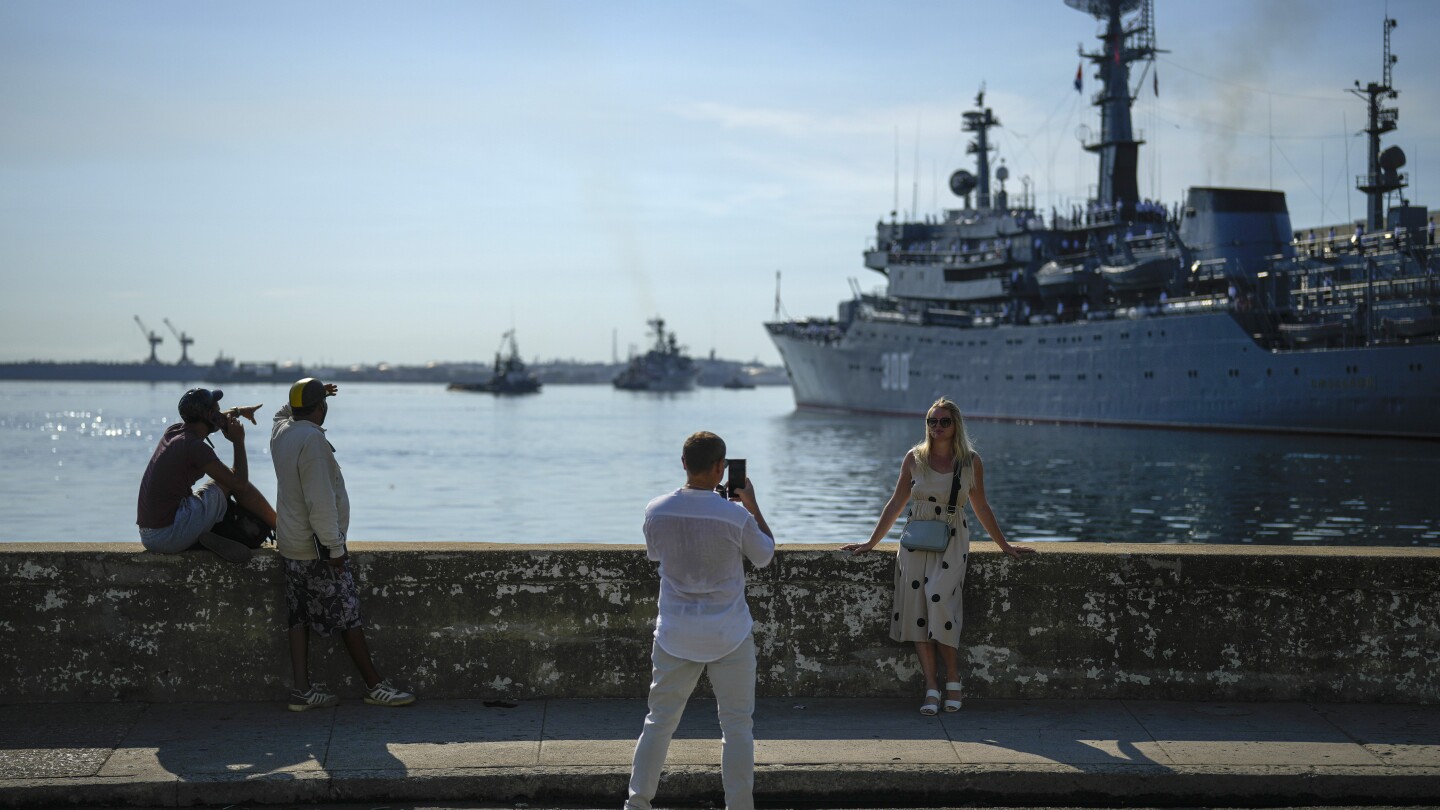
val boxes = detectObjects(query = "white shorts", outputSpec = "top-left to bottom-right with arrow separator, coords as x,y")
137,481 -> 228,553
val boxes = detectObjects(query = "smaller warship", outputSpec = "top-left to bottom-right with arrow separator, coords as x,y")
448,330 -> 542,395
613,317 -> 699,392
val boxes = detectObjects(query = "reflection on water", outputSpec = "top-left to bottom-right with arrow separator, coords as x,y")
764,408 -> 1440,547
0,381 -> 1435,546
767,409 -> 916,542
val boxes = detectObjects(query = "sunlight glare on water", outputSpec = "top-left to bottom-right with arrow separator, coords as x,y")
0,381 -> 1435,546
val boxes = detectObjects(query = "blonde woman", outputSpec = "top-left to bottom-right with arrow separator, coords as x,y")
843,398 -> 1035,715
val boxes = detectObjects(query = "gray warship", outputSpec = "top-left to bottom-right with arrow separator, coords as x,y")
614,317 -> 699,392
767,0 -> 1439,439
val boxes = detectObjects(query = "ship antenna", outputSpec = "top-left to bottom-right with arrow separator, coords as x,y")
912,114 -> 921,220
892,125 -> 900,219
1350,15 -> 1404,231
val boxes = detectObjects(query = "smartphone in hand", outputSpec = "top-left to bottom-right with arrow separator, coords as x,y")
726,459 -> 746,496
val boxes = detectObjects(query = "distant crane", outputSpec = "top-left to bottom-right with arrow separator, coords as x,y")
133,316 -> 163,364
163,318 -> 195,365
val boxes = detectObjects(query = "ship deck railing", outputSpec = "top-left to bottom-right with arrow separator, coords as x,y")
767,319 -> 846,345
1292,274 -> 1440,312
1291,226 -> 1431,260
879,245 -> 1013,267
865,309 -> 921,325
1122,231 -> 1170,251
1271,248 -> 1431,284
1053,207 -> 1175,231
1156,294 -> 1231,315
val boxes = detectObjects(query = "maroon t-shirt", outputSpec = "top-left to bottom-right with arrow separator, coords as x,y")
136,423 -> 222,529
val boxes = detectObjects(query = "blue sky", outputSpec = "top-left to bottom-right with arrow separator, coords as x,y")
3,0 -> 1437,366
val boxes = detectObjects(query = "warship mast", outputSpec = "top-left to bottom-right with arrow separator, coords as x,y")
963,88 -> 1000,210
1067,0 -> 1159,213
1351,16 -> 1405,233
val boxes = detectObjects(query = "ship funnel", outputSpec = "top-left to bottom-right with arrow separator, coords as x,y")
1177,188 -> 1294,273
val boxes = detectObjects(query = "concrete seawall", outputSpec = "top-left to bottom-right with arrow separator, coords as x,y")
2,543 -> 1437,704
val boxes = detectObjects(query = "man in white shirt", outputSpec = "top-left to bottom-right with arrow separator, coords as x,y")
626,431 -> 775,810
271,378 -> 415,712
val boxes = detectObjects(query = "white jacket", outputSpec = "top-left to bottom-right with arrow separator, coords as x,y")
270,405 -> 349,560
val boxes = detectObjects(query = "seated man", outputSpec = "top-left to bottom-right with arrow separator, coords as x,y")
136,388 -> 277,562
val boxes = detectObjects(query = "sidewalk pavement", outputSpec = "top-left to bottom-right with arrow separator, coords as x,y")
2,697 -> 1438,809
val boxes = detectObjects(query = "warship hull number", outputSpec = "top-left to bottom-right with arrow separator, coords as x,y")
881,352 -> 910,391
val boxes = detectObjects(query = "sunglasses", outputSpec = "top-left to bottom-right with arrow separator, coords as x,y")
926,417 -> 954,428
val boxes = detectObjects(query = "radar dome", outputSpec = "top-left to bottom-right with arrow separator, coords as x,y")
949,170 -> 978,197
1379,145 -> 1407,171
1064,0 -> 1142,19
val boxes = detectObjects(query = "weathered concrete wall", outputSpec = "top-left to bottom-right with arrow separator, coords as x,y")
1,543 -> 1436,704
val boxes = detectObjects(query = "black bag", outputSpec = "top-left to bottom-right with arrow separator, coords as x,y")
210,496 -> 274,549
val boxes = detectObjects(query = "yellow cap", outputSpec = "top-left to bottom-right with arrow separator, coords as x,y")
288,378 -> 327,408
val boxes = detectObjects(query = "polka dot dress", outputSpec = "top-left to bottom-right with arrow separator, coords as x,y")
890,457 -> 973,646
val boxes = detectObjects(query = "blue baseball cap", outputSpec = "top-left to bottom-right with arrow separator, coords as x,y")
178,388 -> 223,424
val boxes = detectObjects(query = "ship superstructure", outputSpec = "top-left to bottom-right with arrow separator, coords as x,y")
614,317 -> 699,392
766,0 -> 1439,439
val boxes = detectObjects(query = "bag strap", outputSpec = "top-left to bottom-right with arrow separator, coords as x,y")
944,460 -> 963,517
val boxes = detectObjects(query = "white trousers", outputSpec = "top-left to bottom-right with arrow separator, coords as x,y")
625,633 -> 756,810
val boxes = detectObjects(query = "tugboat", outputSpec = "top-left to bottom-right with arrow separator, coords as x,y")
613,317 -> 699,392
765,0 -> 1440,439
448,330 -> 542,395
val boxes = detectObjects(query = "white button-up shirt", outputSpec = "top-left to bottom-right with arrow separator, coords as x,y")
643,487 -> 775,662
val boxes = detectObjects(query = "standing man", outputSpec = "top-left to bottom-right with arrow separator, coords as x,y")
626,431 -> 775,810
137,388 -> 275,563
271,377 -> 415,712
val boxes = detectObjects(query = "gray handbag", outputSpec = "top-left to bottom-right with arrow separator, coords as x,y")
898,461 -> 962,553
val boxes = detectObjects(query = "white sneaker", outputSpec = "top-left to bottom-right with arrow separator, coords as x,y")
288,684 -> 339,712
364,679 -> 415,707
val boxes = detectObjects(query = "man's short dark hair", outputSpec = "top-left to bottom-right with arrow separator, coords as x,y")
292,402 -> 321,418
682,431 -> 726,472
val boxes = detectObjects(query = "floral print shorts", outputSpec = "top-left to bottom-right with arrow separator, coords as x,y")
283,557 -> 363,636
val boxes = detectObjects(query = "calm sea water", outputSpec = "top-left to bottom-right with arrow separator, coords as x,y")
0,381 -> 1436,547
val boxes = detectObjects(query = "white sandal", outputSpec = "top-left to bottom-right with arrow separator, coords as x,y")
919,689 -> 941,716
944,681 -> 963,712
